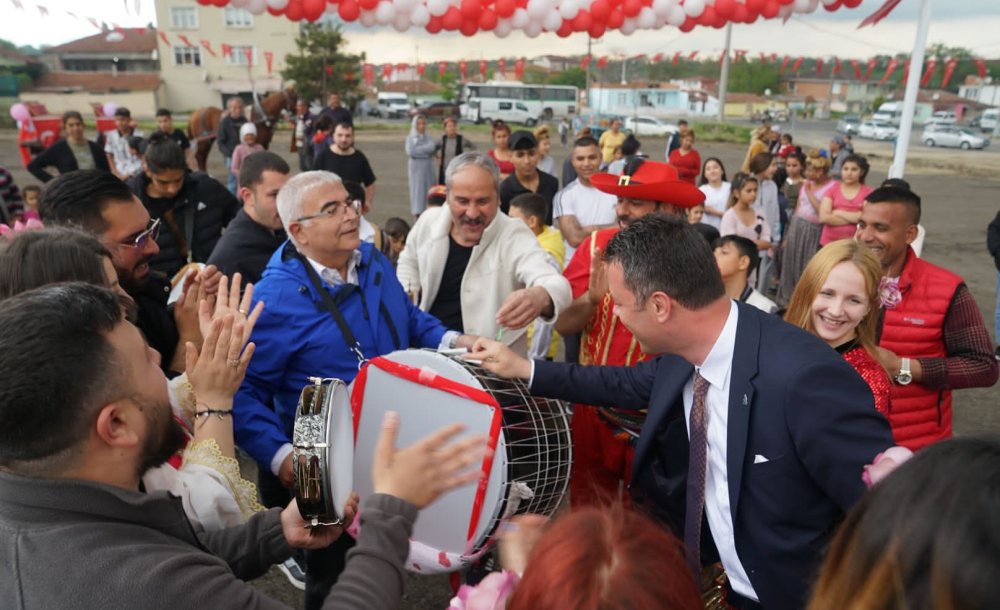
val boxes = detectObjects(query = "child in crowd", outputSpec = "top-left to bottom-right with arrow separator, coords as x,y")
508,193 -> 564,361
777,133 -> 796,160
721,172 -> 771,252
19,185 -> 41,221
687,203 -> 705,225
155,108 -> 194,169
499,131 -> 559,226
426,184 -> 447,209
383,217 -> 411,267
533,125 -> 556,175
342,180 -> 396,263
230,123 -> 263,183
311,115 -> 335,165
714,234 -> 778,314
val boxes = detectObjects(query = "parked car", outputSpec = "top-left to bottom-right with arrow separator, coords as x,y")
408,101 -> 460,118
926,110 -> 957,125
623,116 -> 677,137
921,126 -> 989,149
837,115 -> 862,135
858,121 -> 898,141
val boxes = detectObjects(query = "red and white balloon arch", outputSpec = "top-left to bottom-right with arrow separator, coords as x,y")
198,0 -> 864,38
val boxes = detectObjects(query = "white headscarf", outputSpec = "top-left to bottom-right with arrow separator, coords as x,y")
409,114 -> 428,140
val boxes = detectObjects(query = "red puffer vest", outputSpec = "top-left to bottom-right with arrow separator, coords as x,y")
879,248 -> 963,451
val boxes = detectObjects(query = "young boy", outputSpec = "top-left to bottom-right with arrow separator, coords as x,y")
230,123 -> 263,183
508,192 -> 564,361
499,130 -> 559,225
714,234 -> 778,314
155,108 -> 194,169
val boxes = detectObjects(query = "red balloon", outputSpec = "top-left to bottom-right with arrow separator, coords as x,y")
495,0 -> 516,17
777,0 -> 794,4
442,6 -> 463,29
678,17 -> 694,32
338,0 -> 360,20
460,18 -> 478,35
760,0 -> 779,18
588,22 -> 606,38
714,0 -> 735,19
303,0 -> 325,21
426,15 -> 444,32
606,7 -> 624,28
732,3 -> 748,21
698,5 -> 716,25
622,0 -> 641,17
590,0 -> 611,22
557,21 -> 573,36
285,0 -> 304,20
479,8 -> 497,29
842,0 -> 862,5
267,6 -> 284,16
461,0 -> 482,19
572,10 -> 592,31
359,0 -> 378,9
196,0 -> 212,5
823,0 -> 841,11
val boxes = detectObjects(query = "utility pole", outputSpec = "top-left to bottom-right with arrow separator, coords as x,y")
890,0 -> 932,178
586,36 -> 592,113
717,23 -> 732,123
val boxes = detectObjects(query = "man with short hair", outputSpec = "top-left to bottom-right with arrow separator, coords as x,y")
553,136 -> 618,262
829,134 -> 849,179
665,119 -> 689,158
598,118 -> 625,164
40,170 -> 204,376
208,151 -> 290,284
319,92 -> 353,127
104,107 -> 145,181
857,186 -> 998,450
291,100 -> 316,172
714,235 -> 778,314
233,171 -> 476,608
313,121 -> 377,210
470,213 -> 896,610
216,97 -> 248,194
397,152 -> 571,357
553,158 -> 705,507
155,108 -> 194,169
498,130 -> 559,226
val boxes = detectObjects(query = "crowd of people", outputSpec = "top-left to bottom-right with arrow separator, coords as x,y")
0,93 -> 997,610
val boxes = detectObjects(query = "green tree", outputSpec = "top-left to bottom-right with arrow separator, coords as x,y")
439,72 -> 459,102
727,60 -> 781,95
281,23 -> 365,104
548,67 -> 586,89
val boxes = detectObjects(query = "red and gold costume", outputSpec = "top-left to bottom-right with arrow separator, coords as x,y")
564,227 -> 648,506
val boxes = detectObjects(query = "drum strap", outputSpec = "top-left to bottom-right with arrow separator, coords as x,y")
298,252 -> 367,369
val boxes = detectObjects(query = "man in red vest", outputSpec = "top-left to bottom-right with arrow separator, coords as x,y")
857,186 -> 998,450
554,158 -> 705,505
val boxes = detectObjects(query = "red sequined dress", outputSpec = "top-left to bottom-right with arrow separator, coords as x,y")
837,340 -> 892,416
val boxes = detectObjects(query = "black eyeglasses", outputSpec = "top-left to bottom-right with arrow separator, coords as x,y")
118,218 -> 161,250
295,199 -> 361,223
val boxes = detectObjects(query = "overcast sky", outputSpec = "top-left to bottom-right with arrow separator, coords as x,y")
4,0 -> 998,63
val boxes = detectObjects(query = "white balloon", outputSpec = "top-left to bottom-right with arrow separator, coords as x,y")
543,10 -> 563,30
792,0 -> 810,10
637,6 -> 655,28
621,17 -> 637,34
394,0 -> 417,13
392,13 -> 411,30
427,0 -> 450,17
805,0 -> 819,13
510,7 -> 529,27
559,0 -> 580,20
410,4 -> 430,25
652,0 -> 674,17
683,0 -> 704,18
654,14 -> 668,27
375,1 -> 394,24
266,0 -> 289,9
527,0 -> 548,19
495,18 -> 512,37
778,4 -> 792,18
525,20 -> 543,36
230,0 -> 248,8
666,4 -> 686,25
360,10 -> 378,26
820,0 -> 837,5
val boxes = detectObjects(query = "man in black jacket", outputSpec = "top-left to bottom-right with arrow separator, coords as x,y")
988,209 -> 1000,360
216,97 -> 247,194
208,151 -> 289,284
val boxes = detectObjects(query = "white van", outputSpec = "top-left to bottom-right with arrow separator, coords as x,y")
375,92 -> 410,119
872,102 -> 903,126
465,99 -> 537,125
978,108 -> 998,131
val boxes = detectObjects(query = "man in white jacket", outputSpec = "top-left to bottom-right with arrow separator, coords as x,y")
397,152 -> 571,356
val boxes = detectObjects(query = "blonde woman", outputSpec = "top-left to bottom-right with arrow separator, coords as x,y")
784,239 -> 891,414
533,124 -> 556,175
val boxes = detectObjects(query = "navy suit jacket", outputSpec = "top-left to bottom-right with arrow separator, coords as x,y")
532,302 -> 894,610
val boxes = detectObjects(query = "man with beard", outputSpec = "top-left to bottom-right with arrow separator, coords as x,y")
313,121 -> 377,210
0,283 -> 486,609
217,97 -> 248,194
208,151 -> 289,284
40,170 -> 212,376
553,158 -> 705,507
396,152 -> 571,357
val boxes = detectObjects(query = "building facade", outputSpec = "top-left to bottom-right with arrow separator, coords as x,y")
587,83 -> 718,118
154,0 -> 300,110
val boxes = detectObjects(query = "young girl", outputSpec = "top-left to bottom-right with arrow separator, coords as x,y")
720,172 -> 771,252
533,125 -> 556,175
784,239 -> 891,414
667,129 -> 700,185
781,151 -> 805,221
819,154 -> 873,246
230,122 -> 263,182
487,120 -> 514,180
687,203 -> 705,225
698,157 -> 730,231
778,150 -> 836,306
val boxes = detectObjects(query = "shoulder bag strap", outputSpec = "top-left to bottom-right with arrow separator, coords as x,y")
297,252 -> 367,369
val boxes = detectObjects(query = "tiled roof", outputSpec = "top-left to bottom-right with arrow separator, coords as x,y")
30,71 -> 161,92
48,29 -> 157,54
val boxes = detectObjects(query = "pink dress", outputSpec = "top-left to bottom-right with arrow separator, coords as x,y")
819,182 -> 874,245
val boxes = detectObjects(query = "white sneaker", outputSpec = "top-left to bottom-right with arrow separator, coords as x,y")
277,556 -> 306,591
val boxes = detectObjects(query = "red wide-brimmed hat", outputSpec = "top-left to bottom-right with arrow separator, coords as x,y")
590,159 -> 706,209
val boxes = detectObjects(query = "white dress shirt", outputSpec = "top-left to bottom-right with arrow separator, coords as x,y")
682,300 -> 758,601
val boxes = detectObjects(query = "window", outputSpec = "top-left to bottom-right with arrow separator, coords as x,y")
170,7 -> 198,29
499,102 -> 512,110
227,45 -> 257,66
173,46 -> 202,67
516,103 -> 528,111
224,7 -> 253,27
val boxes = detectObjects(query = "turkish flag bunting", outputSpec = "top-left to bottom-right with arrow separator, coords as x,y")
325,65 -> 333,77
791,57 -> 803,73
672,52 -> 681,66
264,51 -> 273,75
920,58 -> 936,87
816,58 -> 824,74
363,63 -> 375,86
438,61 -> 447,77
178,35 -> 194,48
221,44 -> 233,57
850,59 -> 861,80
780,55 -> 790,74
940,58 -> 959,89
974,58 -> 987,79
901,59 -> 911,84
479,60 -> 487,77
417,63 -> 427,77
200,40 -> 217,57
244,47 -> 253,67
759,52 -> 767,64
652,52 -> 664,62
580,56 -> 590,69
878,58 -> 899,86
597,56 -> 608,69
514,58 -> 525,80
382,63 -> 393,79
687,51 -> 698,60
158,31 -> 170,47
833,57 -> 842,76
459,61 -> 468,80
859,0 -> 903,28
498,58 -> 507,73
395,63 -> 408,72
864,57 -> 877,81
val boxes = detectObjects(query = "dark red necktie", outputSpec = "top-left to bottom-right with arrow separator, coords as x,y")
684,372 -> 710,578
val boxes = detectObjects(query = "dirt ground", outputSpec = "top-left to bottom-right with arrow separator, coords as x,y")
3,127 -> 997,609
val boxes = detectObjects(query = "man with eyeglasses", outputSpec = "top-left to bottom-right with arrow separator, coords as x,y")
39,170 -> 209,376
233,170 -> 477,609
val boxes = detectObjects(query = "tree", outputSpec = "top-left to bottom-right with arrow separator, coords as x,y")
439,73 -> 458,102
727,60 -> 781,95
281,23 -> 365,104
548,67 -> 586,89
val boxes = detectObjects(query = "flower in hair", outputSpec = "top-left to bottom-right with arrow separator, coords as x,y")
878,276 -> 902,310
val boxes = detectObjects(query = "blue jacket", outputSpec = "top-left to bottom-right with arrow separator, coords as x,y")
234,240 -> 450,469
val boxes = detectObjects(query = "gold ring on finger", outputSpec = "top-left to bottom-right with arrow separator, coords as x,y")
238,308 -> 249,315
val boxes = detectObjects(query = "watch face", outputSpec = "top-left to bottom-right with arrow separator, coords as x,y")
896,372 -> 913,385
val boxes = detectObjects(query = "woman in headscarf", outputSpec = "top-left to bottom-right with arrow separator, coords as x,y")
405,113 -> 438,218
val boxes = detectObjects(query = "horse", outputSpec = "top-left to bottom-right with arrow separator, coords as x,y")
186,88 -> 297,172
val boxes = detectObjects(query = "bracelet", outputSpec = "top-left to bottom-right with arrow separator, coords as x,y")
194,408 -> 233,420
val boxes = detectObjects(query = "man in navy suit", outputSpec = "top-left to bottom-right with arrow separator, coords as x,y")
469,214 -> 895,610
